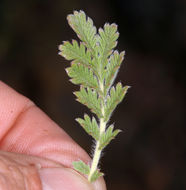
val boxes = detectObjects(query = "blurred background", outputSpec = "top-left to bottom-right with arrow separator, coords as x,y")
0,0 -> 185,189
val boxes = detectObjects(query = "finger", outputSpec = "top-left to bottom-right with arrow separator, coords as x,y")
0,81 -> 106,189
0,151 -> 106,190
0,81 -> 89,167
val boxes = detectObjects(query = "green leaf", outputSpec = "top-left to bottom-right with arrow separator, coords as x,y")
89,169 -> 104,182
66,63 -> 98,89
97,23 -> 119,68
105,83 -> 130,122
99,125 -> 121,150
76,114 -> 100,140
59,10 -> 130,183
74,87 -> 103,118
67,10 -> 97,54
59,40 -> 92,67
72,160 -> 90,175
104,51 -> 125,95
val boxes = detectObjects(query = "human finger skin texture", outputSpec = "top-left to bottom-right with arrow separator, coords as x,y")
0,81 -> 89,167
0,81 -> 106,190
0,151 -> 106,190
0,151 -> 42,190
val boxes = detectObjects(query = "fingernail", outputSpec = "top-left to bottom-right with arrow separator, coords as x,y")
38,167 -> 94,190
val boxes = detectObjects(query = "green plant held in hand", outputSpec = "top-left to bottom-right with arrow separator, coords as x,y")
58,10 -> 130,182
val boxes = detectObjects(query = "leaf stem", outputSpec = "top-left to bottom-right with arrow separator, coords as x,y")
88,118 -> 106,181
88,82 -> 106,182
88,137 -> 101,181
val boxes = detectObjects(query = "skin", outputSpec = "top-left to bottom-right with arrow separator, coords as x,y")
0,81 -> 106,190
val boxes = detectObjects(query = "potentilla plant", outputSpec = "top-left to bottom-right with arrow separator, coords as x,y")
58,10 -> 129,182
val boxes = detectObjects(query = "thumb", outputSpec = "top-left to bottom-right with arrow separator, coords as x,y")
39,167 -> 106,190
0,151 -> 106,190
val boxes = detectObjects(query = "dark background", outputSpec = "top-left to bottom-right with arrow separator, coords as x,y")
0,0 -> 185,189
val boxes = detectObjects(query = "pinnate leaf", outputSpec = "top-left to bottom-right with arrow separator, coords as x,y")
59,40 -> 91,67
105,83 -> 130,122
59,10 -> 130,183
67,11 -> 97,53
98,23 -> 119,68
74,87 -> 103,118
104,51 -> 125,95
76,114 -> 100,140
66,63 -> 98,89
72,160 -> 90,175
99,125 -> 121,150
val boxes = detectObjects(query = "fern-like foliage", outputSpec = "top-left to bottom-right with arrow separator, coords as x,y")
104,51 -> 125,96
76,114 -> 100,141
99,125 -> 121,150
66,63 -> 98,89
104,83 -> 130,122
74,87 -> 102,118
97,24 -> 119,73
59,40 -> 92,67
59,10 -> 129,182
67,11 -> 97,54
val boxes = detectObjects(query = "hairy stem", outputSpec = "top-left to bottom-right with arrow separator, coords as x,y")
88,82 -> 106,181
88,137 -> 101,181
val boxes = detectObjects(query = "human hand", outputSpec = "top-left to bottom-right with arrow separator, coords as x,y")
0,81 -> 106,190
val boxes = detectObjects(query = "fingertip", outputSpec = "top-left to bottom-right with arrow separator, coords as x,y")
39,168 -> 94,190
